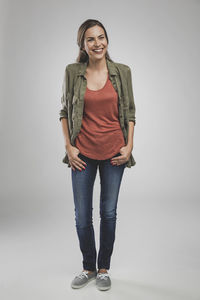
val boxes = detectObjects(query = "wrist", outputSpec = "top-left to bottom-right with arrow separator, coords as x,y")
65,142 -> 72,151
126,143 -> 133,151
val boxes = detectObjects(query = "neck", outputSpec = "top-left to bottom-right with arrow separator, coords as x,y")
87,56 -> 107,72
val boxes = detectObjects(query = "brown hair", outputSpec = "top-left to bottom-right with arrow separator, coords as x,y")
76,19 -> 113,63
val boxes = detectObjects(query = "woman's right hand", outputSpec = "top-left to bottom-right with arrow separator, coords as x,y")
66,145 -> 87,171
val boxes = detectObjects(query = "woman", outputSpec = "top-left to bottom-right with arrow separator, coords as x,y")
59,19 -> 136,291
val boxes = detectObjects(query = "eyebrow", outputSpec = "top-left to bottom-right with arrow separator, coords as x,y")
86,34 -> 104,39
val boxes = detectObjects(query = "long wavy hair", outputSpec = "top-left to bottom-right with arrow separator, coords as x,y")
76,19 -> 113,63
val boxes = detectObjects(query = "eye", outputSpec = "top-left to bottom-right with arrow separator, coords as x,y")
87,36 -> 104,42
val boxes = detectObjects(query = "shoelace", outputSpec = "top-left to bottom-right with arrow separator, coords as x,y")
77,271 -> 89,279
97,273 -> 109,280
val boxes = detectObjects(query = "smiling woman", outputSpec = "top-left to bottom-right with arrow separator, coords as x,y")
59,18 -> 136,291
81,26 -> 108,62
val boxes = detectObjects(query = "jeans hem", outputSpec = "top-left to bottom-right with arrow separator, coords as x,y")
83,265 -> 97,272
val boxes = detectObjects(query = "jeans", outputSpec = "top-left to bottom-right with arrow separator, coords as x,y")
71,151 -> 126,271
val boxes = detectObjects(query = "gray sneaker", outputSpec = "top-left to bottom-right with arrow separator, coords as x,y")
96,272 -> 111,291
71,270 -> 97,289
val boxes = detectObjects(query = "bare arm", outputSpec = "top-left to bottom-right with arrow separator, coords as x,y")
127,121 -> 134,150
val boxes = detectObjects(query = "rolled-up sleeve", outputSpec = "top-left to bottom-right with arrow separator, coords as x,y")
59,66 -> 69,121
127,67 -> 136,126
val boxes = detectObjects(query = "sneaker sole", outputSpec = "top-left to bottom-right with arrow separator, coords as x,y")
71,276 -> 96,289
97,285 -> 111,291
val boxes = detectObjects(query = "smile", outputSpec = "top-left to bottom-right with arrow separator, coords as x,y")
93,48 -> 104,53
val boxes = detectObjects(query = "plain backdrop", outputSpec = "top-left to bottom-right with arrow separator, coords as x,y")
1,0 -> 200,299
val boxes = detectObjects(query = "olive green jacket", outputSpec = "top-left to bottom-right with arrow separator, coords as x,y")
59,58 -> 136,168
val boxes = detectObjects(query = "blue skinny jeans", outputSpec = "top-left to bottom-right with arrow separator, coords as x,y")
71,151 -> 126,271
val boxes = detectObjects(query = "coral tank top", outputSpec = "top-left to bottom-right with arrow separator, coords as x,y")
75,74 -> 126,160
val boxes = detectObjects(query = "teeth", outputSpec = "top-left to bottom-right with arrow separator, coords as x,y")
93,49 -> 103,52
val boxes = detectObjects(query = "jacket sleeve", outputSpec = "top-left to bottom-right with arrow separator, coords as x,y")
59,66 -> 69,121
127,67 -> 136,126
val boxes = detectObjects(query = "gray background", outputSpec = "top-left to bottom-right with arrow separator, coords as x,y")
1,0 -> 200,299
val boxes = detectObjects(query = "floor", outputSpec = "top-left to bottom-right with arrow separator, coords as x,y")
1,215 -> 200,300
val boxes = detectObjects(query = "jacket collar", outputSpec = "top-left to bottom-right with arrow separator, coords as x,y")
77,57 -> 118,76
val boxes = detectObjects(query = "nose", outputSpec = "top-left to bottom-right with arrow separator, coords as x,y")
94,40 -> 101,47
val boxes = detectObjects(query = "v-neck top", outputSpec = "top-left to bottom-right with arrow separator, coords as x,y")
75,75 -> 126,160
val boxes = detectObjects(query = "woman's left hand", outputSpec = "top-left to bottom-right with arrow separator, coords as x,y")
110,145 -> 133,166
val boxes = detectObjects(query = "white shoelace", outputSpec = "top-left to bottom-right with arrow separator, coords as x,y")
77,271 -> 89,279
97,273 -> 109,280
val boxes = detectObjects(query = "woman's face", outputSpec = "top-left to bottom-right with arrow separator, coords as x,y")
82,25 -> 108,61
